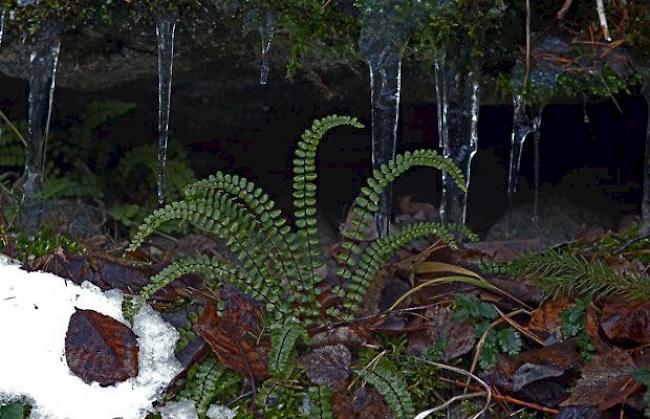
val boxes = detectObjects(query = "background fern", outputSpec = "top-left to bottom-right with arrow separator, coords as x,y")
357,362 -> 415,419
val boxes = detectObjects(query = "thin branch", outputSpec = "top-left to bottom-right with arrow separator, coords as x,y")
0,109 -> 27,147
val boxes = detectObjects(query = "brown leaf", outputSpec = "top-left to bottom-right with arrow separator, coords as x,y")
65,309 -> 139,386
195,286 -> 269,379
561,349 -> 642,410
528,299 -> 573,342
407,306 -> 475,361
332,386 -> 390,419
600,301 -> 650,345
304,344 -> 352,390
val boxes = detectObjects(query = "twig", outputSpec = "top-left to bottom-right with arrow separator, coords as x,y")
494,306 -> 545,346
413,359 -> 492,419
557,0 -> 574,19
440,377 -> 560,414
524,0 -> 531,88
0,109 -> 27,146
596,0 -> 612,41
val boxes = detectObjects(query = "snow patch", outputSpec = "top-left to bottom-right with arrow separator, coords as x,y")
0,258 -> 182,419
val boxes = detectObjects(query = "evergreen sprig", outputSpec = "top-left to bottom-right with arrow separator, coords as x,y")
506,250 -> 650,301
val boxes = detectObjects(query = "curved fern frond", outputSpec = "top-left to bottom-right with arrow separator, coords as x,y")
338,149 -> 466,278
292,115 -> 364,285
127,194 -> 288,316
268,323 -> 307,376
307,386 -> 334,419
336,222 -> 462,318
183,171 -> 311,308
357,365 -> 415,419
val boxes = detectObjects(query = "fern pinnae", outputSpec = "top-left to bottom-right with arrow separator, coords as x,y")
307,385 -> 334,419
292,115 -> 364,287
183,171 -> 309,300
337,150 -> 467,281
268,323 -> 306,376
358,365 -> 415,419
339,223 -> 457,317
127,196 -> 287,311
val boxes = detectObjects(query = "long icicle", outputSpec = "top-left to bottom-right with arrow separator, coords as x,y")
435,49 -> 480,227
155,13 -> 177,205
531,106 -> 544,224
258,8 -> 275,85
16,20 -> 62,233
359,0 -> 411,238
506,94 -> 535,236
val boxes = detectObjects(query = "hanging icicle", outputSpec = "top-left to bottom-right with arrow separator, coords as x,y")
506,94 -> 535,199
435,49 -> 480,227
155,13 -> 177,205
359,0 -> 411,237
0,3 -> 5,48
258,8 -> 275,85
15,19 -> 63,232
531,105 -> 543,223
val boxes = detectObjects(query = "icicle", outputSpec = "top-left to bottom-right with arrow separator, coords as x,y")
641,83 -> 650,235
531,106 -> 543,224
258,9 -> 274,85
359,0 -> 411,237
15,20 -> 62,232
435,49 -> 480,227
155,13 -> 177,205
506,94 -> 535,199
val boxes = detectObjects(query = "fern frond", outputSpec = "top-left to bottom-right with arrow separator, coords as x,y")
268,323 -> 307,376
183,171 -> 312,312
127,194 -> 288,316
306,386 -> 334,419
507,250 -> 650,301
358,365 -> 415,419
338,149 -> 466,277
292,115 -> 364,285
177,354 -> 242,416
335,222 -> 458,318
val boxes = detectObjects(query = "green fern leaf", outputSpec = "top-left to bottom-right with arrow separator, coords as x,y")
306,386 -> 334,419
358,365 -> 415,419
268,323 -> 307,376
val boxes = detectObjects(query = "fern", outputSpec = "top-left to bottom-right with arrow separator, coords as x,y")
268,323 -> 307,376
357,364 -> 415,419
129,115 -> 469,327
334,222 -> 457,318
291,115 -> 364,284
506,250 -> 650,301
337,149 -> 467,279
306,386 -> 334,419
177,354 -> 242,417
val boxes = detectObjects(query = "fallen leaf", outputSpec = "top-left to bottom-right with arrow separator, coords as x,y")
407,306 -> 475,361
195,286 -> 269,379
332,386 -> 389,419
462,239 -> 545,263
511,362 -> 565,391
600,301 -> 650,345
561,349 -> 642,410
304,344 -> 352,390
528,299 -> 573,343
65,309 -> 139,386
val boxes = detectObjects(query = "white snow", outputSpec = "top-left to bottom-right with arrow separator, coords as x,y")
206,404 -> 238,419
158,399 -> 199,419
0,257 -> 182,419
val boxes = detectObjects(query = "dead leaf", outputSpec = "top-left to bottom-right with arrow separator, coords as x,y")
600,301 -> 650,345
304,344 -> 352,390
65,309 -> 139,386
407,306 -> 475,361
528,299 -> 573,343
332,386 -> 390,419
561,349 -> 642,410
462,239 -> 545,263
195,286 -> 270,379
